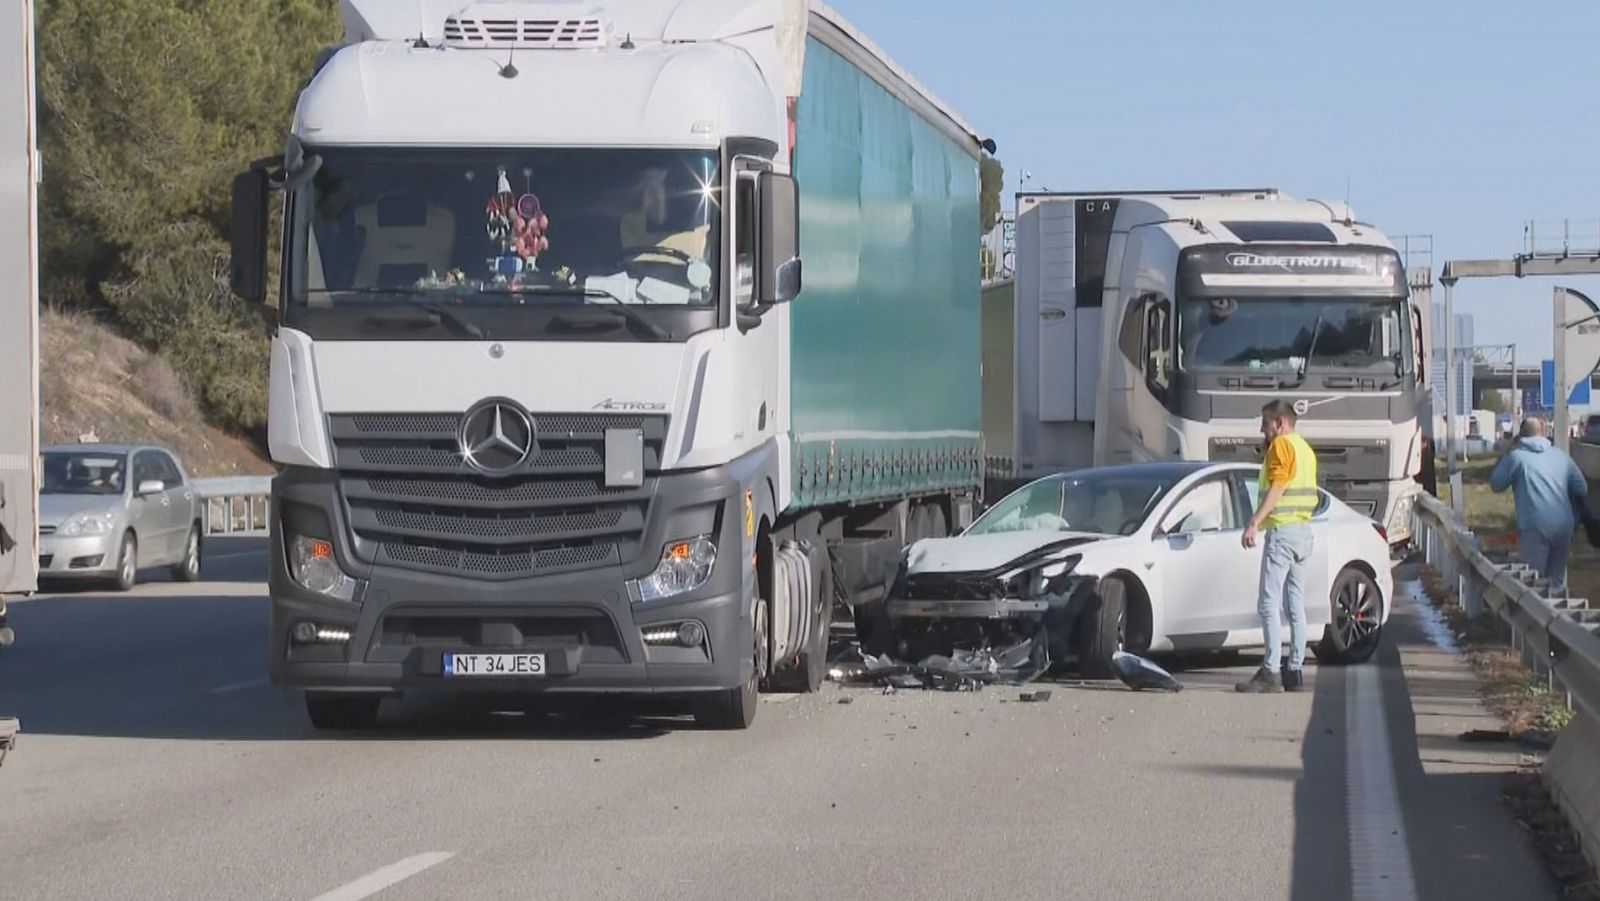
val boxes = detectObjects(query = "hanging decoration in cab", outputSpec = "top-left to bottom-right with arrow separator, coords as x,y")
485,166 -> 552,282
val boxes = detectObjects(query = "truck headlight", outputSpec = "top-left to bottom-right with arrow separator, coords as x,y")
58,512 -> 116,537
631,536 -> 716,603
288,535 -> 361,602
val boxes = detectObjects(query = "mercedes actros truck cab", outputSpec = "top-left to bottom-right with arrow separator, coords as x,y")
230,0 -> 990,730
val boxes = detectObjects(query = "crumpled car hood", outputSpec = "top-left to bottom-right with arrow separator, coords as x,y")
905,530 -> 1117,575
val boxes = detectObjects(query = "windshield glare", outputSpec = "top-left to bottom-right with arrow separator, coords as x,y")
967,472 -> 1180,537
41,452 -> 127,496
286,148 -> 722,340
1178,296 -> 1408,372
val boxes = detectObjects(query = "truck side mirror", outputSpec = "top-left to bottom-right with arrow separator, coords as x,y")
757,171 -> 801,305
230,168 -> 271,304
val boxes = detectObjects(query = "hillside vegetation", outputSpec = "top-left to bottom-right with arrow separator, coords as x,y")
40,310 -> 272,477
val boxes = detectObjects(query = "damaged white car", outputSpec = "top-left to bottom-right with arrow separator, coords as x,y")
885,462 -> 1394,677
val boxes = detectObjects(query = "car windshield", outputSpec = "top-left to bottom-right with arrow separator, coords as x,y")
967,471 -> 1184,537
1178,296 -> 1409,373
285,147 -> 722,342
41,452 -> 127,496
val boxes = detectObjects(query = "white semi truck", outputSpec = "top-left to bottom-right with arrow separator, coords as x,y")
988,189 -> 1427,544
230,0 -> 991,730
1,0 -> 39,643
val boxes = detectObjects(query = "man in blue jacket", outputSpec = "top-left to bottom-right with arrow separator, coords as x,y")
1490,417 -> 1589,592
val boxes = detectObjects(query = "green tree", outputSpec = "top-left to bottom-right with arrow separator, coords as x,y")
36,0 -> 340,433
980,155 -> 1004,233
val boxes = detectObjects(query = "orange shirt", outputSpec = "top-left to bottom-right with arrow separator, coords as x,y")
1265,435 -> 1298,487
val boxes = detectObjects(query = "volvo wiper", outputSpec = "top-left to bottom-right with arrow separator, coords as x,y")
1286,314 -> 1325,389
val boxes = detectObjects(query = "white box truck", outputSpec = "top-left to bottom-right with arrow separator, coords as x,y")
990,189 -> 1428,544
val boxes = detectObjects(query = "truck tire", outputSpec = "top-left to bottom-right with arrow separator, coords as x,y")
695,596 -> 765,729
1076,577 -> 1128,679
770,549 -> 832,693
305,693 -> 380,731
1312,567 -> 1383,664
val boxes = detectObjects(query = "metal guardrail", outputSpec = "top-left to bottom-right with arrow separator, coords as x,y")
1413,493 -> 1600,722
192,476 -> 271,536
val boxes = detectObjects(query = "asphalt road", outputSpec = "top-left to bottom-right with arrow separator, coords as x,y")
0,540 -> 1560,900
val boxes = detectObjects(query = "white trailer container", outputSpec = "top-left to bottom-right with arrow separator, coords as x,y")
0,0 -> 39,622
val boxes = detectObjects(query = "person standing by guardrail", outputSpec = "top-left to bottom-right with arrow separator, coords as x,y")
1237,400 -> 1320,694
1491,417 -> 1588,594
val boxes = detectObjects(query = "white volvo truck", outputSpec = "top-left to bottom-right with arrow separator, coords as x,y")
991,189 -> 1426,544
231,0 -> 990,730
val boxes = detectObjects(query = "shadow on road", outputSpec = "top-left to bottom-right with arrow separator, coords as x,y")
0,586 -> 684,744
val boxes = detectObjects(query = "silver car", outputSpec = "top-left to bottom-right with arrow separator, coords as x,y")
38,444 -> 202,590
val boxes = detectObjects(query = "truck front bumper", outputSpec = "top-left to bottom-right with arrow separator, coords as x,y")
267,466 -> 755,698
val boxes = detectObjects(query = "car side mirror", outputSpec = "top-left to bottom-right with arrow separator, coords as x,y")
230,168 -> 271,304
1164,531 -> 1194,550
137,480 -> 165,497
757,171 -> 801,305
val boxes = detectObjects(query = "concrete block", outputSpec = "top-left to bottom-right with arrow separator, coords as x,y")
1545,711 -> 1600,869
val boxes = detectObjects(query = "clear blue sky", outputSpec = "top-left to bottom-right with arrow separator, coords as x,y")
830,0 -> 1600,367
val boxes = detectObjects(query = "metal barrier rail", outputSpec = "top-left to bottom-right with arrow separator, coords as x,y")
1413,493 -> 1600,721
192,476 -> 271,536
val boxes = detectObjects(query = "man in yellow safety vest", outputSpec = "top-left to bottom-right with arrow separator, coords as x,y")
1237,399 -> 1320,694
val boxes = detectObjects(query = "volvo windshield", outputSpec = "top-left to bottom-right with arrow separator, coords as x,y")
1177,295 -> 1411,376
284,148 -> 722,341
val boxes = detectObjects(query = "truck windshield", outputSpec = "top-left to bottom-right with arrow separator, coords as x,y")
1177,296 -> 1410,374
284,148 -> 722,341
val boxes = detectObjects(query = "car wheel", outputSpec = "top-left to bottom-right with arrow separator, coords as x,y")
1313,567 -> 1383,664
172,525 -> 201,582
1076,577 -> 1128,679
304,693 -> 381,731
112,533 -> 138,592
695,595 -> 764,729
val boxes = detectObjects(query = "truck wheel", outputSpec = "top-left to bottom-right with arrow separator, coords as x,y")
771,553 -> 832,693
695,597 -> 765,729
304,693 -> 381,731
112,533 -> 138,592
1076,577 -> 1128,679
1312,567 -> 1383,664
171,525 -> 201,582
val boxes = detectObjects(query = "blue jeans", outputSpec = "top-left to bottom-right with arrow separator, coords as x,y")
1259,524 -> 1314,673
1519,530 -> 1571,594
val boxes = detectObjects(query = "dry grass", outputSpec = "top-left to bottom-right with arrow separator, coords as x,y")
40,308 -> 272,477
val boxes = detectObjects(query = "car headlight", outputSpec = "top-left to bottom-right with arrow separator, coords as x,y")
288,535 -> 361,602
631,536 -> 716,603
58,512 -> 116,537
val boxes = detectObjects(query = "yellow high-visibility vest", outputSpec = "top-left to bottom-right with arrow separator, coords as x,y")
1258,432 -> 1319,529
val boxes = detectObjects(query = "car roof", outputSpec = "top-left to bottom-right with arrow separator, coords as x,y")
1044,461 -> 1225,481
41,444 -> 170,456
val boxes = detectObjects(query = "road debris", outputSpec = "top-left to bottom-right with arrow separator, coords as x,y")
1111,651 -> 1183,692
1018,690 -> 1053,703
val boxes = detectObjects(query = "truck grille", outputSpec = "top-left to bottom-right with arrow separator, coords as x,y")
1207,437 -> 1390,482
331,412 -> 666,581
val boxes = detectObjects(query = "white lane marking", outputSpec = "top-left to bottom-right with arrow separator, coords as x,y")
310,852 -> 453,901
209,678 -> 269,696
1346,664 -> 1419,901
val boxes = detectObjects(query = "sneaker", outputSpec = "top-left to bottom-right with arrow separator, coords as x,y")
1235,667 -> 1283,693
1282,669 -> 1305,692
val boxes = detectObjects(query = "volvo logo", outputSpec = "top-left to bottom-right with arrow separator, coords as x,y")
458,399 -> 536,476
1292,399 -> 1311,416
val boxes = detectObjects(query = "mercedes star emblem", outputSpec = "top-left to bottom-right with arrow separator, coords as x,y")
458,399 -> 536,476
